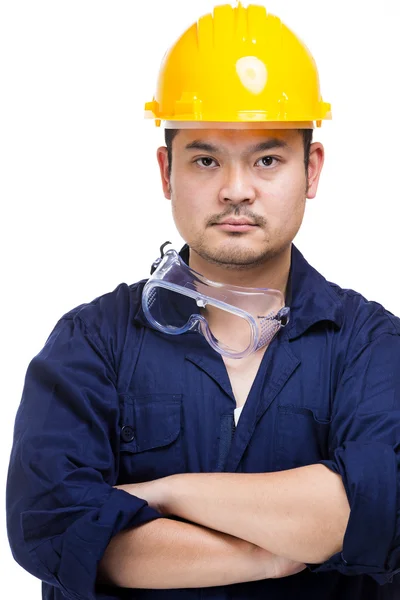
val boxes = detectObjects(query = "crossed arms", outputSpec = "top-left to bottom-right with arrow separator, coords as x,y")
99,464 -> 349,588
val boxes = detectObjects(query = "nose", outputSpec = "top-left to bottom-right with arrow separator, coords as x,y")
218,165 -> 256,206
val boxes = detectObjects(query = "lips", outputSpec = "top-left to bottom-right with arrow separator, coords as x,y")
213,219 -> 258,233
217,219 -> 256,226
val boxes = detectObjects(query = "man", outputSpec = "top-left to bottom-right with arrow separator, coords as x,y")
6,2 -> 400,599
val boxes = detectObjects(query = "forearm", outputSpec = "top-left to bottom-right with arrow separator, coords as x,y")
98,517 -> 291,589
164,465 -> 350,564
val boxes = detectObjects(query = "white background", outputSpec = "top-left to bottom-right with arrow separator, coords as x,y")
1,0 -> 399,595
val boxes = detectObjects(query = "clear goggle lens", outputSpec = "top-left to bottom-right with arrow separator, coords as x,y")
145,284 -> 283,357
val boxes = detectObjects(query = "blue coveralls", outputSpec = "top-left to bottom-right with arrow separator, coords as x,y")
6,245 -> 400,599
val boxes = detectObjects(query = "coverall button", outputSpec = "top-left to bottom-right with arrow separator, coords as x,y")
121,425 -> 135,443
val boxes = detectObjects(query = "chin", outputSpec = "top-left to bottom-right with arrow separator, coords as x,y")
196,244 -> 274,269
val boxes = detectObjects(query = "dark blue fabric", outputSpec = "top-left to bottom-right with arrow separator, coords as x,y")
6,244 -> 400,599
216,414 -> 236,471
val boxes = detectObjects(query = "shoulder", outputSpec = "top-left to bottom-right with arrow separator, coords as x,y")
327,280 -> 400,344
52,280 -> 147,366
62,280 -> 146,327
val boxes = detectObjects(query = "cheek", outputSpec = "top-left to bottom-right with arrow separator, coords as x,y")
172,163 -> 219,206
170,186 -> 205,235
171,172 -> 213,221
263,176 -> 306,230
265,185 -> 306,237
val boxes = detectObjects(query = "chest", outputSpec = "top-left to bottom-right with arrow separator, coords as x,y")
115,328 -> 340,483
223,347 -> 268,408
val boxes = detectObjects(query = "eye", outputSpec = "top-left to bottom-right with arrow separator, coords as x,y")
195,157 -> 218,168
255,156 -> 279,168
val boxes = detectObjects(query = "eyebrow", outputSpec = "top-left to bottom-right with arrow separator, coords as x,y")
248,139 -> 289,153
185,141 -> 220,153
185,138 -> 289,154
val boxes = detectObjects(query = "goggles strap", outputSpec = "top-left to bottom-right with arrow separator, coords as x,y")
150,240 -> 172,274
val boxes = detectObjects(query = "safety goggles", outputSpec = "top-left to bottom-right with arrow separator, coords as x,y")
142,246 -> 290,359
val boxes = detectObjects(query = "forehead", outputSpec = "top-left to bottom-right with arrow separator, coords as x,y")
173,128 -> 303,153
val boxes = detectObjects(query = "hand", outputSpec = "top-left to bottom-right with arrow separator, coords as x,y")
115,478 -> 171,515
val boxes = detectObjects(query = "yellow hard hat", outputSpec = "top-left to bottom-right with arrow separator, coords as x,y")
145,2 -> 331,128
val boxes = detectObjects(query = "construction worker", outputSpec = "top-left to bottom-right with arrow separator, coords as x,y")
7,2 -> 400,599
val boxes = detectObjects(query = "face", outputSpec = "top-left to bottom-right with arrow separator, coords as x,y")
157,128 -> 324,270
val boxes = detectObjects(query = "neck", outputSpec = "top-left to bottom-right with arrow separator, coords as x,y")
188,245 -> 292,297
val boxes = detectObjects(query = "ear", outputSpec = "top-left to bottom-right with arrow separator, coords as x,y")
306,142 -> 325,199
157,147 -> 171,199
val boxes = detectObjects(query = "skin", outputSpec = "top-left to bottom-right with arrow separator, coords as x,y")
157,128 -> 324,294
99,518 -> 306,589
99,128 -> 350,587
158,128 -> 325,353
117,465 -> 350,565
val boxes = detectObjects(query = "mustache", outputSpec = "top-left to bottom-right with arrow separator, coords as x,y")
206,207 -> 267,227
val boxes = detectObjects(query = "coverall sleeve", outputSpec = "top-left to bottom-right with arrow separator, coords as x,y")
309,329 -> 400,583
6,312 -> 162,600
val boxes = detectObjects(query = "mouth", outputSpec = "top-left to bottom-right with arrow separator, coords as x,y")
213,219 -> 258,233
